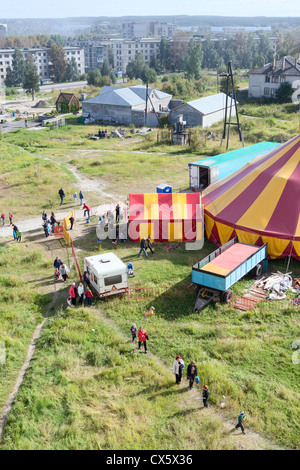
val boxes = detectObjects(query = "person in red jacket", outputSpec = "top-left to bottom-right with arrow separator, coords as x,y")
85,287 -> 93,306
69,283 -> 77,306
83,203 -> 91,224
138,326 -> 148,353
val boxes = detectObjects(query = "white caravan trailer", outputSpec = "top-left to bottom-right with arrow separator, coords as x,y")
84,252 -> 128,298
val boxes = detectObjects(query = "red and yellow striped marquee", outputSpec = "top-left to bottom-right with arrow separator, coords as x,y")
129,193 -> 202,242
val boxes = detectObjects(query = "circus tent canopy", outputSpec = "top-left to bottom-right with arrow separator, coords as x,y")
202,134 -> 300,260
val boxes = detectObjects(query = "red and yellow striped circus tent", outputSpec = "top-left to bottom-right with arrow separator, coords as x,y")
202,134 -> 300,260
129,193 -> 202,242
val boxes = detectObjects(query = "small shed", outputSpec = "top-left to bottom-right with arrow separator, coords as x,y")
170,93 -> 237,128
55,93 -> 80,113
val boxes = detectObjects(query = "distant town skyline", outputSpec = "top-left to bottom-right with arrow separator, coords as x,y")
0,0 -> 300,19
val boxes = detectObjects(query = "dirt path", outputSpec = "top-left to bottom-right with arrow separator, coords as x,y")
0,239 -> 74,442
92,310 -> 284,450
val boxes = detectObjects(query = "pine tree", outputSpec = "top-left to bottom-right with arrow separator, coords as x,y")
5,48 -> 26,87
49,44 -> 67,83
23,54 -> 40,100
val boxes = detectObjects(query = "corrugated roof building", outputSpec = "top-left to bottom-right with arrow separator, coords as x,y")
82,85 -> 172,126
170,93 -> 237,128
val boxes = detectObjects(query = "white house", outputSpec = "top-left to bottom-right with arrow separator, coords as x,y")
170,93 -> 237,128
248,55 -> 300,98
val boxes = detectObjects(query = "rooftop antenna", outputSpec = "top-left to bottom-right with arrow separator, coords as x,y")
220,61 -> 244,150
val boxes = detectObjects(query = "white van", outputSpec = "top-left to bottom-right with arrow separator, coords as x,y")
84,252 -> 128,298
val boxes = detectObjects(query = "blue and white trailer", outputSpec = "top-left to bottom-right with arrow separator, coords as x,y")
189,141 -> 280,191
192,237 -> 268,311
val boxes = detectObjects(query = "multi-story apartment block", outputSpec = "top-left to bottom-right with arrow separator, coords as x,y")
0,46 -> 85,82
100,38 -> 161,74
65,40 -> 108,73
122,21 -> 176,39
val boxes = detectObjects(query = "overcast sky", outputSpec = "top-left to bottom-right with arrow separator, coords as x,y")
0,0 -> 300,19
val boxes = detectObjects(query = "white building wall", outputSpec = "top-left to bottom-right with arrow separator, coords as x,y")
249,72 -> 300,98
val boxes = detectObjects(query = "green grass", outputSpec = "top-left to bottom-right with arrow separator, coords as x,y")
1,231 -> 299,449
0,243 -> 53,410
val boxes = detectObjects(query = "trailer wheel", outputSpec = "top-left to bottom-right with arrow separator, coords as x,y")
221,289 -> 233,303
254,262 -> 263,278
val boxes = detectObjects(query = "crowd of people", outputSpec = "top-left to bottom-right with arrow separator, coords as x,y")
1,211 -> 22,242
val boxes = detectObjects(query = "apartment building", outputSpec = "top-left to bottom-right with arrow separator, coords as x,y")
122,21 -> 176,39
66,40 -> 108,73
100,38 -> 161,74
0,46 -> 85,81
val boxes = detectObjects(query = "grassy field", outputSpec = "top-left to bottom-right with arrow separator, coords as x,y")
0,242 -> 53,411
0,94 -> 299,450
1,226 -> 299,450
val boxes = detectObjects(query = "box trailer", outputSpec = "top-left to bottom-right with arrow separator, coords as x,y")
192,237 -> 268,311
84,252 -> 128,298
188,142 -> 280,191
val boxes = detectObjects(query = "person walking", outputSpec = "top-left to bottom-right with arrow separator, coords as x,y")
202,385 -> 209,408
69,215 -> 74,230
42,211 -> 47,222
12,224 -> 18,241
54,257 -> 62,271
137,326 -> 148,353
79,191 -> 84,206
115,204 -> 120,223
42,221 -> 50,238
69,283 -> 77,307
78,282 -> 84,306
58,187 -> 65,206
130,323 -> 137,343
138,238 -> 148,259
187,361 -> 198,390
73,192 -> 77,203
235,411 -> 246,434
172,356 -> 184,384
146,235 -> 154,254
1,213 -> 5,225
9,212 -> 13,226
59,263 -> 69,282
50,211 -> 57,233
83,203 -> 91,224
85,287 -> 93,306
83,270 -> 88,289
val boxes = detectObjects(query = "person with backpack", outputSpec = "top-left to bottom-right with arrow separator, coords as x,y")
130,323 -> 137,343
58,187 -> 65,206
172,356 -> 185,384
187,360 -> 198,390
202,385 -> 209,408
235,411 -> 246,434
137,326 -> 148,353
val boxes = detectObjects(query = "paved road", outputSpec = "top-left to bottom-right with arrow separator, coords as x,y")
17,78 -> 127,94
0,120 -> 42,134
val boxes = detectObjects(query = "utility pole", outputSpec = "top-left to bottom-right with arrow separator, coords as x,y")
145,81 -> 148,125
220,61 -> 244,150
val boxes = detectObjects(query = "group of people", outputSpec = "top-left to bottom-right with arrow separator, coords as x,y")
59,188 -> 84,207
130,324 -> 148,353
138,235 -> 154,259
98,129 -> 108,138
1,211 -> 22,241
68,282 -> 93,307
42,210 -> 59,237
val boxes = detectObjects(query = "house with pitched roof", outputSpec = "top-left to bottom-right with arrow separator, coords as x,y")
248,55 -> 300,98
170,93 -> 237,128
81,85 -> 172,126
55,93 -> 80,113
